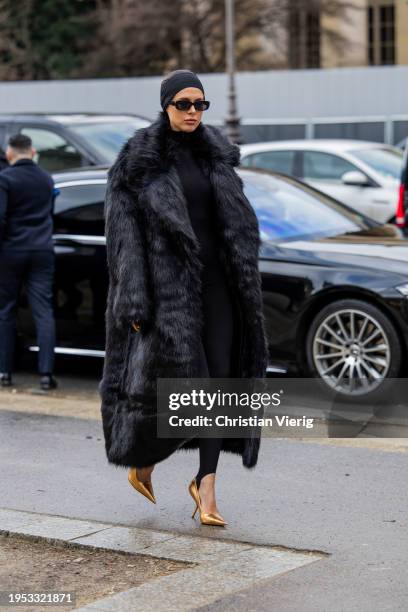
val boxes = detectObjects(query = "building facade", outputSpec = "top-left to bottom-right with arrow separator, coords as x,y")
289,0 -> 408,69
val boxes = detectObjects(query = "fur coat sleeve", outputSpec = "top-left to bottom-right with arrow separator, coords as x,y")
104,141 -> 152,331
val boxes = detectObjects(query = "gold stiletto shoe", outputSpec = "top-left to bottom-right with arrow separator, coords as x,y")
128,468 -> 156,504
188,478 -> 227,526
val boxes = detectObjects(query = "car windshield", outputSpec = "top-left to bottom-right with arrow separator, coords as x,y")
349,147 -> 403,180
241,170 -> 374,244
70,120 -> 149,163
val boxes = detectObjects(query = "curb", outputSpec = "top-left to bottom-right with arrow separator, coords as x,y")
0,507 -> 326,611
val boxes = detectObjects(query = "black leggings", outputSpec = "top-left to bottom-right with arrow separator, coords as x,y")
195,263 -> 235,489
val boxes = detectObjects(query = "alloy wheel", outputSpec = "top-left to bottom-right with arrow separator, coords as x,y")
312,308 -> 391,395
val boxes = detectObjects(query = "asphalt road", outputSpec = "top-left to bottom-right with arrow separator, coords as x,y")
0,408 -> 407,611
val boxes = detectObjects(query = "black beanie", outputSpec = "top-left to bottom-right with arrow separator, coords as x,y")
160,69 -> 205,111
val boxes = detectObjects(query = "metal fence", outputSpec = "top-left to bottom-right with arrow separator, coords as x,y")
239,115 -> 408,144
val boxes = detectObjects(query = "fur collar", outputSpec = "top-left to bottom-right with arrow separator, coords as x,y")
109,110 -> 240,189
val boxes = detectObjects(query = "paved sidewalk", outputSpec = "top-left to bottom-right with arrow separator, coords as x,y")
0,372 -> 100,419
0,404 -> 407,611
0,508 -> 322,610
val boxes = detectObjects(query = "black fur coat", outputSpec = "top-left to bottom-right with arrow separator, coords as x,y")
100,110 -> 268,470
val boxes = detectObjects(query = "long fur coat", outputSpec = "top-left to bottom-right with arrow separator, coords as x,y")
100,110 -> 268,470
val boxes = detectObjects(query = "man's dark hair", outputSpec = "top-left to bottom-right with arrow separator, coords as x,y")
8,134 -> 32,152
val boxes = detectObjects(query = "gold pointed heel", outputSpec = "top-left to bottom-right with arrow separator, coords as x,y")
188,478 -> 227,526
128,467 -> 156,504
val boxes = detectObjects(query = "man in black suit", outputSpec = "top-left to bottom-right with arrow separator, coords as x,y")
0,134 -> 57,390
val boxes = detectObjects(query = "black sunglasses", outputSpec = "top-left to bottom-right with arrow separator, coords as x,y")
169,99 -> 210,111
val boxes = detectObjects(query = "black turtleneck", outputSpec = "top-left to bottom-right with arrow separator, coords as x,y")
168,126 -> 221,269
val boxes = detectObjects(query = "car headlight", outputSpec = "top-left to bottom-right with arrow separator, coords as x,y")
396,283 -> 408,296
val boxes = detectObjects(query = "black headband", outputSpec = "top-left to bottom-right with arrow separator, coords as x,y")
160,69 -> 205,110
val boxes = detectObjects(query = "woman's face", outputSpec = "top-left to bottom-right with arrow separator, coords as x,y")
166,87 -> 204,132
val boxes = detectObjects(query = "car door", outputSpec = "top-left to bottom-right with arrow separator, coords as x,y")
52,181 -> 108,354
300,150 -> 376,219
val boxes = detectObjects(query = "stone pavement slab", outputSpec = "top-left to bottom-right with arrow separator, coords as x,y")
0,508 -> 323,611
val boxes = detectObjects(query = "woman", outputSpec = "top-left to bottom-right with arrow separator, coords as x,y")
100,69 -> 268,526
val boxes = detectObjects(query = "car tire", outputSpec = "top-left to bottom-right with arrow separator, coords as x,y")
305,299 -> 402,402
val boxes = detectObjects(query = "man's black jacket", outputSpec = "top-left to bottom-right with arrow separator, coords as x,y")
0,159 -> 54,250
0,148 -> 8,171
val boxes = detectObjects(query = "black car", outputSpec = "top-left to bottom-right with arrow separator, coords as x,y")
0,114 -> 150,172
16,167 -> 408,399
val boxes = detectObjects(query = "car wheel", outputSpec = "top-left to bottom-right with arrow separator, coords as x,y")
305,299 -> 402,400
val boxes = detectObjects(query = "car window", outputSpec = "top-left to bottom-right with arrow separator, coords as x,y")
0,125 -> 6,149
241,150 -> 295,175
303,151 -> 359,183
69,120 -> 148,164
20,127 -> 84,172
54,183 -> 106,235
349,147 -> 403,180
241,170 -> 371,244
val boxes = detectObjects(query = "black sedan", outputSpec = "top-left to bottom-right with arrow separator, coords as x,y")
17,167 -> 408,399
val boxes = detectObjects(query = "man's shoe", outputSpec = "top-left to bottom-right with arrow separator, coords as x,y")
40,374 -> 58,391
0,373 -> 12,388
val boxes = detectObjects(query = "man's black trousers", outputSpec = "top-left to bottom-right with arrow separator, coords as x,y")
0,250 -> 56,374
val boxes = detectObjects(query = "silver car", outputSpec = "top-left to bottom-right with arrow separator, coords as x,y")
240,139 -> 403,224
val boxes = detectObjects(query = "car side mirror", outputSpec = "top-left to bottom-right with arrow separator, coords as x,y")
341,171 -> 370,186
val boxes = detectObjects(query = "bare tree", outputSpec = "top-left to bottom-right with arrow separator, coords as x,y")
0,0 -> 362,80
168,0 -> 360,73
0,0 -> 35,80
79,0 -> 183,77
285,0 -> 361,68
